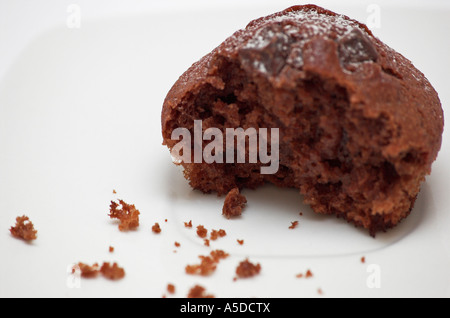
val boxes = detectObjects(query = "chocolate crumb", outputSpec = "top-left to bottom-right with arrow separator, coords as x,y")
187,285 -> 214,298
100,262 -> 125,280
222,188 -> 247,219
196,225 -> 207,238
9,215 -> 37,241
185,250 -> 229,276
235,258 -> 261,279
152,222 -> 161,234
289,221 -> 299,229
76,263 -> 100,278
167,283 -> 175,294
109,200 -> 140,231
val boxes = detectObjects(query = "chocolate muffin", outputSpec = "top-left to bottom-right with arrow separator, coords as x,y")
161,5 -> 443,235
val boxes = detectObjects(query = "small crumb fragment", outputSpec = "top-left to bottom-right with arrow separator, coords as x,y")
196,225 -> 207,238
210,249 -> 229,262
100,262 -> 125,280
186,256 -> 217,276
210,229 -> 227,241
222,188 -> 247,219
167,283 -> 175,294
361,256 -> 366,264
109,246 -> 114,253
74,262 -> 125,280
299,212 -> 303,216
76,263 -> 100,278
184,220 -> 192,228
185,250 -> 229,276
296,269 -> 313,279
289,221 -> 299,229
237,239 -> 244,245
174,241 -> 180,248
109,199 -> 140,231
152,222 -> 161,234
113,189 -> 117,194
318,288 -> 323,295
187,285 -> 214,298
235,258 -> 261,279
204,239 -> 210,247
10,215 -> 37,241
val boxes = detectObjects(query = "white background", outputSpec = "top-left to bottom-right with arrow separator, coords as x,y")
0,0 -> 449,298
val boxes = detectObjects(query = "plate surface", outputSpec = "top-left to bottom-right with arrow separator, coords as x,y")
0,0 -> 449,298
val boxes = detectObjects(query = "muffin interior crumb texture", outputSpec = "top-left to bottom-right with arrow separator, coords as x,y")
162,4 -> 443,236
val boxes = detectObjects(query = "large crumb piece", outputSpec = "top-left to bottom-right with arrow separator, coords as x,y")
9,215 -> 37,241
187,285 -> 214,298
222,188 -> 247,219
109,199 -> 140,231
235,258 -> 261,279
100,262 -> 125,280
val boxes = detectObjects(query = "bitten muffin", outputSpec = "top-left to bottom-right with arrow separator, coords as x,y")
161,5 -> 443,235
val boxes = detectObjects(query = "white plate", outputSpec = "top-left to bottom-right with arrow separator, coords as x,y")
0,0 -> 449,298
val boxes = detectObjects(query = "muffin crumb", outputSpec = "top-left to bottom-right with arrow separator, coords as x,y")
109,199 -> 140,231
75,262 -> 125,280
185,250 -> 229,276
187,285 -> 214,298
222,188 -> 247,219
76,263 -> 100,278
196,225 -> 207,238
167,283 -> 176,294
100,262 -> 125,280
152,222 -> 161,234
9,215 -> 37,241
210,229 -> 227,240
235,258 -> 261,279
289,221 -> 299,229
